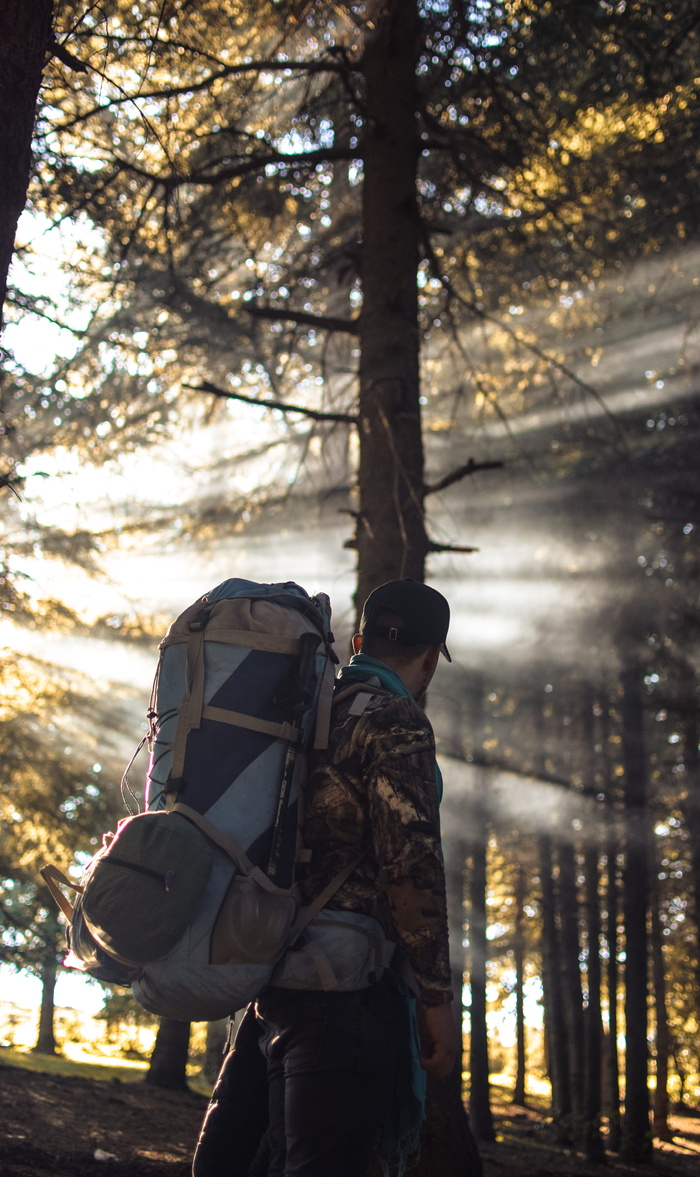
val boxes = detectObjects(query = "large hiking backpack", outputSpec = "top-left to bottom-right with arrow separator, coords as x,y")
42,578 -> 390,1021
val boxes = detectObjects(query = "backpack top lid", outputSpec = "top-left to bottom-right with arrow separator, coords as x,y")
206,579 -> 332,635
208,579 -> 306,598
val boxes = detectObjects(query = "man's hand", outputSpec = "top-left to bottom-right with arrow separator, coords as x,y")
418,1002 -> 459,1079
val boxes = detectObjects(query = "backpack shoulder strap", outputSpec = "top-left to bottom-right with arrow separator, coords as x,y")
331,680 -> 394,715
313,653 -> 336,751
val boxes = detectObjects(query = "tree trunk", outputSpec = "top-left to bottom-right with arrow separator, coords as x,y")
601,697 -> 622,1151
619,662 -> 652,1162
0,0 -> 54,331
356,0 -> 427,610
467,803 -> 495,1143
533,701 -> 571,1134
466,677 -> 495,1144
672,1045 -> 689,1109
605,855 -> 622,1152
650,856 -> 671,1141
409,1076 -> 483,1177
445,836 -> 468,1049
539,834 -> 572,1135
557,835 -> 585,1127
33,954 -> 59,1055
581,846 -> 603,1159
512,862 -> 527,1106
681,679 -> 700,1007
145,1017 -> 191,1091
356,8 -> 480,1170
581,691 -> 604,1161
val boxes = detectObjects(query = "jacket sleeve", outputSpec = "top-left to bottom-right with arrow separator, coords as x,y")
359,697 -> 453,1007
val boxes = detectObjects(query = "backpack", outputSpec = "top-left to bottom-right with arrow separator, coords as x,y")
42,578 -> 392,1021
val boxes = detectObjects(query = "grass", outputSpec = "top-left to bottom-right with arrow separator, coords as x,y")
0,1044 -> 149,1084
0,1043 -> 213,1095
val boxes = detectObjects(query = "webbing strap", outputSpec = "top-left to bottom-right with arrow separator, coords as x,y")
40,864 -> 82,921
313,654 -> 336,751
186,625 -> 207,731
80,912 -> 142,968
170,705 -> 189,784
161,630 -> 303,656
170,625 -> 207,782
170,803 -> 283,894
201,705 -> 300,743
331,680 -> 393,709
288,851 -> 365,942
347,691 -> 374,716
302,940 -> 339,990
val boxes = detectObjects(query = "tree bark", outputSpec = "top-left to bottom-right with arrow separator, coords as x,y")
650,854 -> 671,1140
680,676 -> 700,1007
0,0 -> 54,332
605,851 -> 622,1152
600,697 -> 622,1151
581,849 -> 604,1158
33,953 -> 59,1055
466,677 -> 495,1144
581,691 -> 604,1161
409,1076 -> 483,1177
467,803 -> 495,1143
539,835 -> 574,1136
533,702 -> 572,1133
356,5 -> 481,1170
445,836 -> 468,1052
557,834 -> 585,1126
619,662 -> 653,1162
512,862 -> 527,1106
145,1017 -> 191,1091
356,0 -> 427,610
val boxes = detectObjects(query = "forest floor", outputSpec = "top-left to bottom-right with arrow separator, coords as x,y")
1,1053 -> 700,1177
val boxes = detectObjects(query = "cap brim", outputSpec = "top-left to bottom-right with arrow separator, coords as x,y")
440,643 -> 452,662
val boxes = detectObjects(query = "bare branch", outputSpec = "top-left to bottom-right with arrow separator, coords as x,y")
424,458 -> 504,496
190,144 -> 357,185
427,541 -> 479,554
55,57 -> 355,131
0,473 -> 23,500
109,143 -> 357,188
184,381 -> 358,424
244,303 -> 359,335
49,38 -> 89,74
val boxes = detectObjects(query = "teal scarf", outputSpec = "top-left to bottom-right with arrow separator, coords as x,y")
337,652 -> 443,1173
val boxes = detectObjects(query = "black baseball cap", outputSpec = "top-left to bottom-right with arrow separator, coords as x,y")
360,578 -> 451,661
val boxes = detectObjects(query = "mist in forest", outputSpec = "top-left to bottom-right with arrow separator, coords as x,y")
5,247 -> 698,837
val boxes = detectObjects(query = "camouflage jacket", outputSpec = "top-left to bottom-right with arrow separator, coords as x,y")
300,684 -> 453,1007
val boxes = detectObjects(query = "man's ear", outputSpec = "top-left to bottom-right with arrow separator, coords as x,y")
423,645 -> 441,680
352,633 -> 363,655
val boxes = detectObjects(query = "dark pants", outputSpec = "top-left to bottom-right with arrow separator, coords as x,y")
254,981 -> 402,1177
192,1007 -> 269,1177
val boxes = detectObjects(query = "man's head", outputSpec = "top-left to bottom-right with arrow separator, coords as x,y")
353,578 -> 451,699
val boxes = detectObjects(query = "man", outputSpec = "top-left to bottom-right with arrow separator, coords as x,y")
254,577 -> 457,1176
193,578 -> 456,1177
